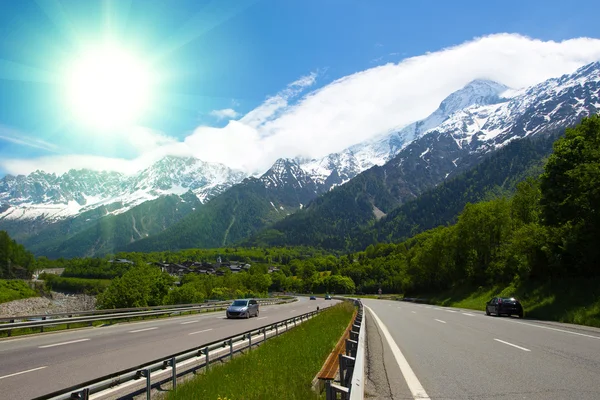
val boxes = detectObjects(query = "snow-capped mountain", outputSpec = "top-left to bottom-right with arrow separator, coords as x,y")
0,157 -> 246,222
415,61 -> 600,169
295,79 -> 510,190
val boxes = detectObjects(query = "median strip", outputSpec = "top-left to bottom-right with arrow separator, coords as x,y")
494,338 -> 531,352
165,302 -> 355,400
39,338 -> 90,348
0,366 -> 47,380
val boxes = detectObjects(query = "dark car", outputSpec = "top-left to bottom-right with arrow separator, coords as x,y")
310,296 -> 317,300
486,297 -> 523,318
325,294 -> 332,300
226,299 -> 259,319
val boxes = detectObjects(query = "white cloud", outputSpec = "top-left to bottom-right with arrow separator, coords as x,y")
209,108 -> 240,120
126,127 -> 178,153
4,33 -> 600,177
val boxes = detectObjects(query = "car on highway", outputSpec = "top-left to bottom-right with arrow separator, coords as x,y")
325,294 -> 332,300
226,299 -> 259,319
485,297 -> 523,318
309,296 -> 317,300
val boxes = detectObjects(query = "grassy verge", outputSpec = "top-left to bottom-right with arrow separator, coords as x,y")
0,280 -> 39,304
414,277 -> 600,328
164,301 -> 356,400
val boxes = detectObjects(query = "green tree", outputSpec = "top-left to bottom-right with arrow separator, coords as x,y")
540,115 -> 600,275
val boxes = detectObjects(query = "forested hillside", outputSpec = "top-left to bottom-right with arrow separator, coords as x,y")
247,131 -> 560,250
0,230 -> 35,279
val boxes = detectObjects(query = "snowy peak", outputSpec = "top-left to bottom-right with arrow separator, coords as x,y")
438,79 -> 508,116
260,158 -> 316,191
296,78 -> 511,190
0,156 -> 247,221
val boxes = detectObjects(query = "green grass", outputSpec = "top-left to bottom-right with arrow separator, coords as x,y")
0,280 -> 39,304
414,277 -> 600,328
164,302 -> 356,400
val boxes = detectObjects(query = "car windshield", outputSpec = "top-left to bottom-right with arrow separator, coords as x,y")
232,300 -> 248,307
501,298 -> 517,303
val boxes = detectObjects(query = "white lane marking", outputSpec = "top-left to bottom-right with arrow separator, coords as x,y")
290,310 -> 296,313
462,313 -> 475,316
506,320 -> 600,340
0,366 -> 47,380
411,311 -> 417,314
425,306 -> 432,309
189,328 -> 213,335
494,338 -> 531,352
446,310 -> 457,313
180,320 -> 199,325
397,306 -> 402,309
366,306 -> 430,400
128,327 -> 158,333
434,307 -> 443,310
435,319 -> 446,324
39,339 -> 90,348
257,317 -> 268,320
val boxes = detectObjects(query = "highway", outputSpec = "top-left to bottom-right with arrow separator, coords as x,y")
0,297 -> 336,400
362,299 -> 600,400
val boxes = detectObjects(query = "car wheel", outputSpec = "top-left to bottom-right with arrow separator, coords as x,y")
246,312 -> 250,319
495,306 -> 501,317
518,311 -> 524,318
485,308 -> 490,316
256,309 -> 259,317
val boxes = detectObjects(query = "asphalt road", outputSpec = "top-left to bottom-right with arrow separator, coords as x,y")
362,299 -> 600,399
0,297 -> 337,400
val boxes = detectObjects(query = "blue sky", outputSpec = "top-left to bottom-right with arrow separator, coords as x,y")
1,0 -> 600,176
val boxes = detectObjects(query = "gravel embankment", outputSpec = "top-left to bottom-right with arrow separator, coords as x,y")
0,292 -> 97,318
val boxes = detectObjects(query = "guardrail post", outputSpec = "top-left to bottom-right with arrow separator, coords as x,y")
275,323 -> 279,336
248,332 -> 252,349
204,347 -> 210,370
171,356 -> 177,391
263,327 -> 267,342
229,338 -> 233,361
140,369 -> 151,400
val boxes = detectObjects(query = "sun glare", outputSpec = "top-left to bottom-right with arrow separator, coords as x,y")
64,46 -> 153,130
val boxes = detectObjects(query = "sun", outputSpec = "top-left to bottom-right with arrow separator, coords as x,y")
64,45 -> 154,130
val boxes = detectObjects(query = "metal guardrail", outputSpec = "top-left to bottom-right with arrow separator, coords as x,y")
32,305 -> 328,400
325,299 -> 365,400
0,298 -> 295,336
0,297 -> 281,323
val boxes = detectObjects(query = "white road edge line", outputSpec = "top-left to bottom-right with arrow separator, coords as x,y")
366,305 -> 430,400
446,310 -> 457,313
494,338 -> 531,352
180,320 -> 199,325
257,317 -> 268,320
128,327 -> 158,333
189,328 -> 213,335
435,319 -> 446,324
0,366 -> 47,380
39,339 -> 90,348
462,313 -> 475,316
506,320 -> 600,340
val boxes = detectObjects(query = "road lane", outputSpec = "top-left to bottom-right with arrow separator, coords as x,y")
363,299 -> 600,400
0,297 -> 337,400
